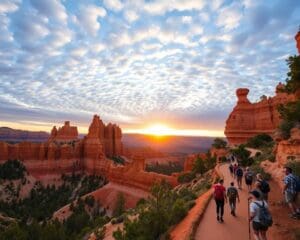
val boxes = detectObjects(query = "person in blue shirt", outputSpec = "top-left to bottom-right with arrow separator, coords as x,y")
283,167 -> 300,219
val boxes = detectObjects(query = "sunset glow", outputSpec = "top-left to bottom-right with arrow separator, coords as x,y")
124,124 -> 224,137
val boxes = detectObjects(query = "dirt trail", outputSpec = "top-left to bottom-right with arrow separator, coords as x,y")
195,164 -> 251,240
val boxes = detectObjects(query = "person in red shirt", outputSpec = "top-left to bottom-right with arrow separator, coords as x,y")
214,179 -> 227,222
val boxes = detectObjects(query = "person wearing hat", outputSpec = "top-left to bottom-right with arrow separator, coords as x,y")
249,190 -> 270,240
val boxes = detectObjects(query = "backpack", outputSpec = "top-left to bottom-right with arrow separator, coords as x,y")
214,185 -> 225,200
259,180 -> 270,193
236,168 -> 243,177
254,201 -> 273,227
245,172 -> 253,181
227,187 -> 237,200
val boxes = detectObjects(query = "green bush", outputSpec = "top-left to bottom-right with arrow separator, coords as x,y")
177,172 -> 195,183
285,161 -> 300,176
113,193 -> 125,218
0,160 -> 27,180
113,180 -> 195,240
146,162 -> 183,176
278,120 -> 295,139
212,138 -> 227,149
251,165 -> 271,181
246,134 -> 274,149
230,145 -> 251,167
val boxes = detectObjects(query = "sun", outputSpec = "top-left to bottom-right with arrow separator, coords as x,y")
142,124 -> 173,137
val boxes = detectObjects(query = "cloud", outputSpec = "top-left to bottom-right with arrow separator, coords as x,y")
124,10 -> 139,22
182,16 -> 192,24
216,2 -> 243,30
30,0 -> 68,24
143,0 -> 206,15
103,0 -> 124,12
75,5 -> 106,36
0,0 -> 20,14
0,0 -> 299,134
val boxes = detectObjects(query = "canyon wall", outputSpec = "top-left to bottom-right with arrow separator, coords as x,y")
0,115 -> 177,190
225,83 -> 295,145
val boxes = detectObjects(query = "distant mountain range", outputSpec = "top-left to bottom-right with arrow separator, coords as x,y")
0,127 -> 49,142
0,127 -> 217,154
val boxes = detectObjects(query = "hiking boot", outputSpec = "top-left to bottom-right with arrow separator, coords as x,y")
232,211 -> 236,217
230,210 -> 233,215
220,217 -> 224,222
217,216 -> 220,221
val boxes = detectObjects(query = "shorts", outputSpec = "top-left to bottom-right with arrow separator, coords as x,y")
285,191 -> 297,203
252,221 -> 268,231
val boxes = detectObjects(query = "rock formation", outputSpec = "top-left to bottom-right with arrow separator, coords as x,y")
0,115 -> 177,191
225,83 -> 295,145
295,30 -> 300,54
49,121 -> 78,142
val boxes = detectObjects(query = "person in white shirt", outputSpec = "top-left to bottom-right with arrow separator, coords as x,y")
249,190 -> 270,240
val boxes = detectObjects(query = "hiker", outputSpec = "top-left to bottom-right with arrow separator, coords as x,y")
245,167 -> 254,191
253,181 -> 264,200
283,167 -> 300,219
227,181 -> 240,216
236,165 -> 244,189
249,190 -> 272,240
256,174 -> 270,201
214,179 -> 227,222
229,163 -> 234,177
233,163 -> 238,179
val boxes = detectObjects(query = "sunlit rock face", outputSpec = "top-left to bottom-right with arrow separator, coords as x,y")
275,128 -> 300,166
295,31 -> 300,54
225,83 -> 296,145
0,115 -> 177,190
49,121 -> 78,142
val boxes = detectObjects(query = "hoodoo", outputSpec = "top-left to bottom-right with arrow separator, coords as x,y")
225,83 -> 296,145
0,115 -> 177,190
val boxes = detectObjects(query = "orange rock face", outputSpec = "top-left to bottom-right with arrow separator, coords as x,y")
0,115 -> 177,191
108,155 -> 177,191
275,128 -> 300,165
225,83 -> 296,145
295,31 -> 300,54
49,121 -> 78,142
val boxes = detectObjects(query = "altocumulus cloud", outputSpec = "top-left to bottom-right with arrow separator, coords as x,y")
0,0 -> 299,133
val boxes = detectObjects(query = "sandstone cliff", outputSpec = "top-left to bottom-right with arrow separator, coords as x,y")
225,83 -> 295,145
0,115 -> 177,191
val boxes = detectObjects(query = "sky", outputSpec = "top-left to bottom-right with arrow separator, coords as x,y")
0,0 -> 299,136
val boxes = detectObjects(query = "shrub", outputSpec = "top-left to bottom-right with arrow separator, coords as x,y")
113,193 -> 125,217
192,157 -> 207,175
285,161 -> 300,176
251,165 -> 271,181
145,162 -> 183,176
278,120 -> 295,139
0,160 -> 27,180
246,134 -> 274,149
230,145 -> 251,167
212,138 -> 227,149
111,216 -> 124,225
177,172 -> 195,183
